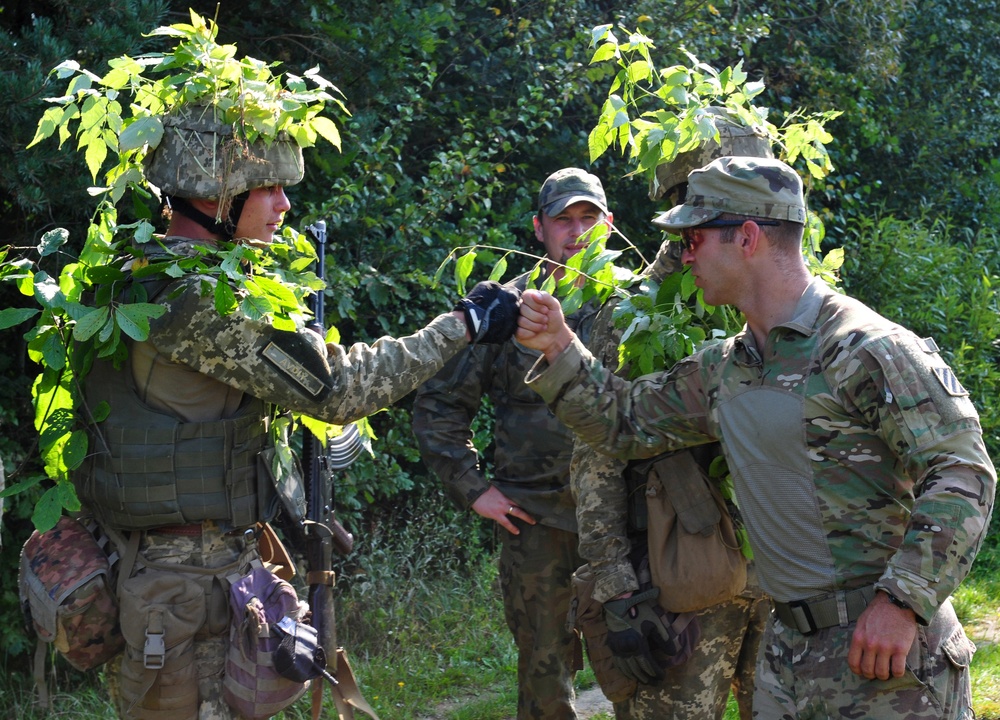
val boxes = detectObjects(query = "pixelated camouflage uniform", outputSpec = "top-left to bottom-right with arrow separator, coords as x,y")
413,273 -> 598,720
84,237 -> 468,720
526,272 -> 995,719
572,239 -> 768,720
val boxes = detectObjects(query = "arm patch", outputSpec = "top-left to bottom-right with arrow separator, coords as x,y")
262,339 -> 328,398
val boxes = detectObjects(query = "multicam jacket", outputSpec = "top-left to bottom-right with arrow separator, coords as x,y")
413,275 -> 598,532
529,277 -> 996,622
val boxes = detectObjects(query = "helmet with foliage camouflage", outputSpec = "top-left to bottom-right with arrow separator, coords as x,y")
144,104 -> 304,203
649,107 -> 772,201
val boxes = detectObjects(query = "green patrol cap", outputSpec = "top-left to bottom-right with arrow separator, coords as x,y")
652,156 -> 806,230
537,167 -> 608,217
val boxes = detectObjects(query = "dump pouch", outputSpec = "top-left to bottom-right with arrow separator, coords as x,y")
223,565 -> 310,719
567,564 -> 637,703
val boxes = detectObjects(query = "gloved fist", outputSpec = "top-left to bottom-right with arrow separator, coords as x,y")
455,280 -> 522,344
603,588 -> 700,685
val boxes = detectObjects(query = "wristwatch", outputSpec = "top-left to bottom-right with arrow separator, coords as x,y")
882,591 -> 913,612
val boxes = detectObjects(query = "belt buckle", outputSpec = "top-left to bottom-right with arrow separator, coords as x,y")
787,599 -> 819,636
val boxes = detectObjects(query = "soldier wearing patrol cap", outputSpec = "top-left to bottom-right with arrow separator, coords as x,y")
517,155 -> 995,720
572,115 -> 774,719
76,101 -> 521,719
412,167 -> 611,720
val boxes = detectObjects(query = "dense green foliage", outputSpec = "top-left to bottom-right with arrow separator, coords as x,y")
1,0 -> 998,702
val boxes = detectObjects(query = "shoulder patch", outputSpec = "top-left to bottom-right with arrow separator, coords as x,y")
917,336 -> 940,354
262,342 -> 325,397
932,366 -> 968,397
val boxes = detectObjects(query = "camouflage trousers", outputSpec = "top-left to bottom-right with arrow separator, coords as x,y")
107,522 -> 251,720
753,597 -> 975,719
613,591 -> 770,720
499,521 -> 584,720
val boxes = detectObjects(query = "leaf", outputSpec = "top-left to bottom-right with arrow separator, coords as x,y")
240,294 -> 274,321
488,256 -> 509,282
31,486 -> 66,533
214,279 -> 238,315
454,251 -> 476,294
311,115 -> 342,150
118,116 -> 164,152
26,106 -> 67,149
0,307 -> 39,330
115,302 -> 165,341
63,430 -> 89,470
74,306 -> 111,341
0,474 -> 44,499
37,228 -> 70,257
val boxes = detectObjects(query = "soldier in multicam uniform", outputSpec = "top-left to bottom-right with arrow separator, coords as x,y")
73,105 -> 520,720
516,156 -> 995,719
574,114 -> 772,720
412,168 -> 609,720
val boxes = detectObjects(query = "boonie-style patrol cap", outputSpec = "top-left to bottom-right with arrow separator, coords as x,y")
652,156 -> 806,230
538,167 -> 609,217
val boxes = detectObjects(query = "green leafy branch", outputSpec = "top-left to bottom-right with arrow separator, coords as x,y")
436,222 -> 644,315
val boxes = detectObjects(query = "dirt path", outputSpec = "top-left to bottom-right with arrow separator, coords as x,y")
573,685 -> 614,718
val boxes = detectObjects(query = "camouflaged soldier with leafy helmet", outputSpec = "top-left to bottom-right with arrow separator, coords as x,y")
516,155 -> 995,720
571,117 -> 773,719
76,104 -> 521,720
412,168 -> 611,720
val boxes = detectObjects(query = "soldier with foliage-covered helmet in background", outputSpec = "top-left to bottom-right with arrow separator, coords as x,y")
570,110 -> 773,719
21,17 -> 520,720
81,106 -> 518,720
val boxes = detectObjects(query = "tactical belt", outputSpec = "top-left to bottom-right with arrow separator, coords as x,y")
773,586 -> 876,635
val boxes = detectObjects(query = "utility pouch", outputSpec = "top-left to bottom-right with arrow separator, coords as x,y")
223,565 -> 311,719
629,451 -> 746,613
18,515 -> 125,672
568,564 -> 637,703
117,570 -> 205,720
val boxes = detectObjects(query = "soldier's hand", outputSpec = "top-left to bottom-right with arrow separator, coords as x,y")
848,591 -> 918,680
470,485 -> 535,535
515,290 -> 573,361
455,281 -> 521,344
603,588 -> 699,684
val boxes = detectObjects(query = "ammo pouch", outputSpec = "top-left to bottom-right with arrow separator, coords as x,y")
567,564 -> 637,703
118,570 -> 205,720
627,450 -> 747,613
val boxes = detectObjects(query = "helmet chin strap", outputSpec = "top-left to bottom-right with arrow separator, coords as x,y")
168,192 -> 250,241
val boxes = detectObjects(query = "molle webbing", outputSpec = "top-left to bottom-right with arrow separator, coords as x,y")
79,359 -> 269,530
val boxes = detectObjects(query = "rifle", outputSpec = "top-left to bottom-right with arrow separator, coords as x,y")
301,220 -> 374,719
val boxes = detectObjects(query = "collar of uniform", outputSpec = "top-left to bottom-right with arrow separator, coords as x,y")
732,278 -> 830,363
779,277 -> 831,337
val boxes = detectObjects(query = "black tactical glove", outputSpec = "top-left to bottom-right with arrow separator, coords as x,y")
603,588 -> 700,684
455,280 -> 522,344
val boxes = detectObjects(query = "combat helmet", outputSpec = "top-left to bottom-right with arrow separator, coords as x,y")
145,103 -> 304,200
649,107 -> 772,202
143,103 -> 304,237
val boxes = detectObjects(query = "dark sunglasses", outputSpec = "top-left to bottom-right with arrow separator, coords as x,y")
678,218 -> 780,251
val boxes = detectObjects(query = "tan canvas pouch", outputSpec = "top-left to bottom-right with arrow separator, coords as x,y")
567,564 -> 637,703
641,452 -> 747,612
117,571 -> 205,720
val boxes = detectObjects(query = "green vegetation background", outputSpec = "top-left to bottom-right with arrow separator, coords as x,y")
1,0 -> 998,717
